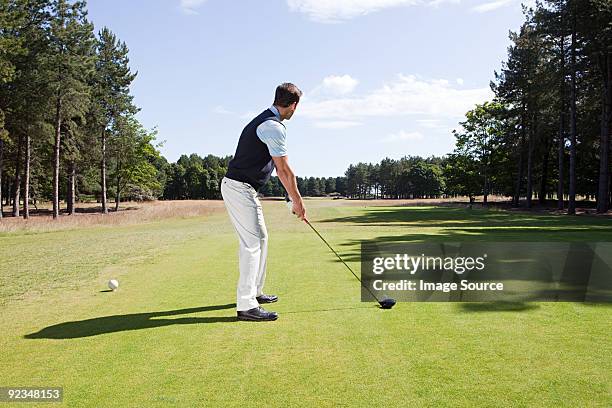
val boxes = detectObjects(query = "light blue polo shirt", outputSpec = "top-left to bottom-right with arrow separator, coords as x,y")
256,105 -> 287,157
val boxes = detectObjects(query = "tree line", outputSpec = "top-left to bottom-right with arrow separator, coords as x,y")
450,0 -> 610,214
158,152 -> 349,200
338,1 -> 611,213
0,0 -> 163,219
158,153 -> 447,201
1,0 -> 609,218
163,0 -> 609,214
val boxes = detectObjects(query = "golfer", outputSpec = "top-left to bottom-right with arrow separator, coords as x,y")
221,83 -> 307,322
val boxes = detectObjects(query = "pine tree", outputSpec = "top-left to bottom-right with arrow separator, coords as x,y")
90,27 -> 137,214
2,0 -> 51,218
46,0 -> 95,218
584,1 -> 612,213
0,0 -> 19,217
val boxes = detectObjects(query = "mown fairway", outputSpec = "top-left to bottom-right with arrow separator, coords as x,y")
1,200 -> 611,407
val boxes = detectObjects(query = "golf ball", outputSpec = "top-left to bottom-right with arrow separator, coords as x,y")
108,279 -> 119,291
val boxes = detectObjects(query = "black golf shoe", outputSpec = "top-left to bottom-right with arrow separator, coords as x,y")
237,306 -> 278,322
256,294 -> 278,304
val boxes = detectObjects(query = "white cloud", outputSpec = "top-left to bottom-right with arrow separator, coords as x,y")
471,0 -> 513,13
313,120 -> 363,129
287,0 -> 415,23
321,75 -> 359,95
429,0 -> 461,6
383,130 -> 424,142
213,105 -> 233,114
180,0 -> 207,15
309,74 -> 359,97
456,78 -> 464,85
180,0 -> 463,21
299,73 -> 491,121
286,0 -> 458,23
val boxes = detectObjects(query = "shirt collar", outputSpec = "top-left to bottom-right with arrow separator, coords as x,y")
269,105 -> 281,120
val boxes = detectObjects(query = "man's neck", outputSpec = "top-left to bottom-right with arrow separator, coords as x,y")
272,105 -> 285,121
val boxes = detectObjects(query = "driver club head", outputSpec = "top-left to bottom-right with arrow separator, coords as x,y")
378,297 -> 397,309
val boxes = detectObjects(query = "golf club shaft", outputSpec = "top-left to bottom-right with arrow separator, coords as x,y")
304,219 -> 382,303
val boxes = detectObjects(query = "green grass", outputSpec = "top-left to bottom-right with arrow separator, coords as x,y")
1,201 -> 611,407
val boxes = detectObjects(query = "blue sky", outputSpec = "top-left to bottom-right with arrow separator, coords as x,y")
87,0 -> 529,177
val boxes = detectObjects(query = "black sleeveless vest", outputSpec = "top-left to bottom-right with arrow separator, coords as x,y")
226,109 -> 284,191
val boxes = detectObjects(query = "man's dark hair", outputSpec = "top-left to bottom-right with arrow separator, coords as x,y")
274,83 -> 302,108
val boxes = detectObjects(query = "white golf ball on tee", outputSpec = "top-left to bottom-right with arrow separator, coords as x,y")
108,279 -> 119,291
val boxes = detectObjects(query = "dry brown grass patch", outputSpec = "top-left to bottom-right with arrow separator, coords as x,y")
0,200 -> 226,234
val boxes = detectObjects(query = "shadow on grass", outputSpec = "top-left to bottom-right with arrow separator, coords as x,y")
306,207 -> 612,307
319,206 -> 612,232
307,206 -> 612,266
458,302 -> 540,312
24,303 -> 237,339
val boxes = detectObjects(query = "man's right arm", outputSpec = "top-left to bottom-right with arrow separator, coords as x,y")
272,155 -> 307,221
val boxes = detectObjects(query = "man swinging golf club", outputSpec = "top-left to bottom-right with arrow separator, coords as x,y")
221,83 -> 307,322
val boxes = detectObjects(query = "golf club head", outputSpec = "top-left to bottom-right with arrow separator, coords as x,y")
379,297 -> 396,309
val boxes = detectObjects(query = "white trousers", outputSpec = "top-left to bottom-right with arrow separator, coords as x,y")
220,177 -> 269,311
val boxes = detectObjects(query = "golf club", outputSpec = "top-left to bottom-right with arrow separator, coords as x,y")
294,209 -> 396,309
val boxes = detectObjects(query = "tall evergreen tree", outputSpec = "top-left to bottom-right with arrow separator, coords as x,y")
90,27 -> 137,214
585,0 -> 612,213
0,0 -> 21,217
2,0 -> 51,218
46,0 -> 94,218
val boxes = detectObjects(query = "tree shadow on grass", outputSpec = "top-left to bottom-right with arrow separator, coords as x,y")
457,302 -> 540,312
318,206 -> 612,231
309,207 -> 611,268
24,303 -> 237,339
319,207 -> 541,225
307,207 -> 612,307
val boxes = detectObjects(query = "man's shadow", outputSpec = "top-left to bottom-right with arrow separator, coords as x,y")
24,303 -> 237,339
